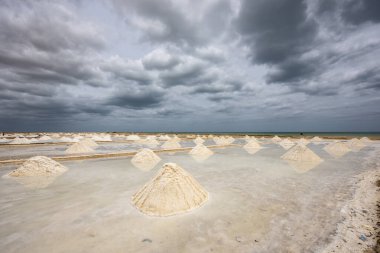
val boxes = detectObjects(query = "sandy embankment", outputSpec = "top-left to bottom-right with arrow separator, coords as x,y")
321,152 -> 380,253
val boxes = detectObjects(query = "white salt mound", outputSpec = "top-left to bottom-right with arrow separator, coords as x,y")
281,144 -> 323,162
161,139 -> 181,149
244,140 -> 261,149
272,135 -> 281,142
126,135 -> 140,141
311,136 -> 322,142
10,137 -> 31,144
348,138 -> 366,150
189,144 -> 213,156
7,156 -> 67,177
65,142 -> 94,154
80,138 -> 98,147
298,138 -> 310,145
194,137 -> 205,145
39,136 -> 52,141
131,148 -> 161,171
279,138 -> 295,150
324,142 -> 351,158
132,163 -> 208,216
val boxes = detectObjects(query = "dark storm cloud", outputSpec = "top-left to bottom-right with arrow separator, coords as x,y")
106,89 -> 165,109
236,0 -> 318,84
142,55 -> 180,70
159,61 -> 207,87
191,80 -> 243,94
342,0 -> 380,25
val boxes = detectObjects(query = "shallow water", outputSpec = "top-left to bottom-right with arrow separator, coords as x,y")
0,140 -> 378,253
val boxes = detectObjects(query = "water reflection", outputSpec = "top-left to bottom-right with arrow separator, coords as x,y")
131,159 -> 160,171
286,160 -> 322,173
3,174 -> 62,189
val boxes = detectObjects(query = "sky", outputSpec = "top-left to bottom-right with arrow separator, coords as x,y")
0,0 -> 379,132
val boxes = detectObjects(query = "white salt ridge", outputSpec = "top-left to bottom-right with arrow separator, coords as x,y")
65,142 -> 94,154
281,144 -> 323,163
132,163 -> 208,216
92,134 -> 112,142
10,137 -> 31,144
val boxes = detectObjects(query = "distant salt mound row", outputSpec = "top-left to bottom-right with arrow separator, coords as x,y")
4,156 -> 68,188
324,142 -> 351,158
131,163 -> 208,216
272,135 -> 281,143
146,135 -> 157,140
39,136 -> 52,141
347,138 -> 366,151
161,139 -> 181,149
80,138 -> 98,147
281,144 -> 323,163
172,135 -> 181,141
65,142 -> 94,154
126,135 -> 141,141
60,137 -> 79,143
213,136 -> 231,145
194,137 -> 205,145
141,138 -> 160,148
0,138 -> 9,143
10,137 -> 32,144
278,138 -> 295,150
131,148 -> 161,171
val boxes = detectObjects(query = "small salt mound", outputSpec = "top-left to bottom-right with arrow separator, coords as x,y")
189,144 -> 213,156
226,136 -> 235,144
324,142 -> 351,158
311,136 -> 322,142
272,135 -> 281,142
0,138 -> 9,143
80,138 -> 98,147
39,136 -> 52,141
360,137 -> 371,143
298,138 -> 310,145
60,137 -> 79,143
281,144 -> 323,162
126,135 -> 141,141
65,142 -> 94,154
131,148 -> 161,171
158,135 -> 171,141
161,139 -> 181,149
194,137 -> 205,145
7,156 -> 67,177
347,138 -> 366,151
213,136 -> 230,145
146,135 -> 157,140
244,135 -> 250,140
278,138 -> 295,150
4,156 -> 67,189
132,163 -> 208,216
10,137 -> 31,144
244,140 -> 261,149
92,134 -> 112,142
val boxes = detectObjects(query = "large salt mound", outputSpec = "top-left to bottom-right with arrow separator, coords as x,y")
80,138 -> 98,147
131,163 -> 208,216
65,142 -> 94,154
272,135 -> 281,142
131,148 -> 161,171
161,139 -> 181,149
7,156 -> 67,177
298,138 -> 310,145
244,140 -> 261,149
126,135 -> 140,141
194,137 -> 205,145
278,138 -> 295,150
281,144 -> 323,163
347,138 -> 366,151
4,156 -> 67,189
10,137 -> 31,144
324,142 -> 351,158
189,144 -> 213,156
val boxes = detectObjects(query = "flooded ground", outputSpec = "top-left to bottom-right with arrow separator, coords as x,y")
0,140 -> 378,252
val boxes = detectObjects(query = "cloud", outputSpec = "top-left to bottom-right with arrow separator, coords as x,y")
106,88 -> 165,109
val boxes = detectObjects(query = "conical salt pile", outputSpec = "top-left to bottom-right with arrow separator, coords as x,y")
189,144 -> 213,156
272,135 -> 281,142
161,139 -> 181,149
143,138 -> 160,148
127,135 -> 141,141
65,142 -> 94,154
131,163 -> 208,216
131,148 -> 161,171
80,138 -> 98,147
311,136 -> 322,142
244,135 -> 250,140
243,140 -> 262,154
194,137 -> 205,145
39,136 -> 52,141
281,144 -> 323,163
226,136 -> 235,144
10,137 -> 31,144
158,135 -> 171,141
4,156 -> 68,188
360,137 -> 371,143
7,156 -> 67,177
348,138 -> 366,151
278,138 -> 295,150
146,135 -> 157,140
298,138 -> 310,145
324,142 -> 351,158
